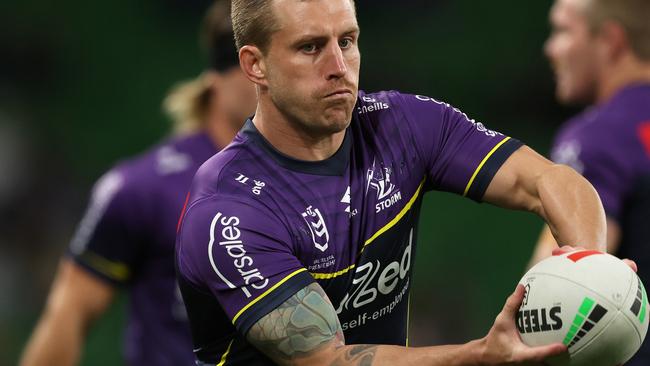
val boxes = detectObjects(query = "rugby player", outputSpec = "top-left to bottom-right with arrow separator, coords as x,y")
19,1 -> 255,365
531,0 -> 650,364
175,0 -> 611,365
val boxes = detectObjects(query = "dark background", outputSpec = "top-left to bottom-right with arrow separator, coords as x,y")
1,0 -> 580,364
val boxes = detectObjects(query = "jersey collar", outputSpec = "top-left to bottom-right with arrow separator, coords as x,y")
241,118 -> 351,176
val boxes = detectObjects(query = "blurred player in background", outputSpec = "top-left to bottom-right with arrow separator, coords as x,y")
531,0 -> 650,364
174,0 -> 611,365
19,1 -> 255,365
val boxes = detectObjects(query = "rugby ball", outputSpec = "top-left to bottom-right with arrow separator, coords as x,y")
517,250 -> 648,366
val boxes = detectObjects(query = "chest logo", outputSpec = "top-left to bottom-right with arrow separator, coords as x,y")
302,206 -> 330,252
367,165 -> 402,213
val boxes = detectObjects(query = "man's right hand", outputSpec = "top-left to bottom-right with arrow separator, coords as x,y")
477,284 -> 567,365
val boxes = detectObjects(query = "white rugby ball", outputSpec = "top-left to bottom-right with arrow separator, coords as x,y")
518,250 -> 648,366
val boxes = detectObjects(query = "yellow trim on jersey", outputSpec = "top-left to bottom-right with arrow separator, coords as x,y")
80,252 -> 130,281
311,264 -> 356,280
232,268 -> 308,324
361,178 -> 426,252
216,339 -> 234,366
463,136 -> 511,197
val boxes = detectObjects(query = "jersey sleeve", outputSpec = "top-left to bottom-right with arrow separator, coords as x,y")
398,93 -> 523,201
66,169 -> 145,285
176,195 -> 314,335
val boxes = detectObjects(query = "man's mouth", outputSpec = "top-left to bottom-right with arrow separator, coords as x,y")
325,88 -> 354,98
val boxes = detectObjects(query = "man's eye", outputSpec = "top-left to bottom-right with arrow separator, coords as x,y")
301,44 -> 317,53
340,39 -> 352,48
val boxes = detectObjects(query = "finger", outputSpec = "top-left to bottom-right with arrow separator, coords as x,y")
502,284 -> 525,315
518,342 -> 567,363
623,259 -> 638,273
551,246 -> 573,256
551,245 -> 589,256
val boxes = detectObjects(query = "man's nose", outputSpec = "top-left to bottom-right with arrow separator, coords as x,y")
543,37 -> 555,59
324,42 -> 347,80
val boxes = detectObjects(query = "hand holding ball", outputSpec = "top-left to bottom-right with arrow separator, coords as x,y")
518,250 -> 648,366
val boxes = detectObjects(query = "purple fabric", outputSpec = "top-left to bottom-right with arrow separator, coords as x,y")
68,132 -> 217,366
551,84 -> 650,220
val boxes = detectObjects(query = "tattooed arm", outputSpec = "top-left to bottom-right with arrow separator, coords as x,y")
247,283 -> 566,366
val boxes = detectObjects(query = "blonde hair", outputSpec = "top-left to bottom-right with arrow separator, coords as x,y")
231,0 -> 356,53
231,0 -> 281,54
585,0 -> 650,60
163,0 -> 233,134
163,73 -> 212,135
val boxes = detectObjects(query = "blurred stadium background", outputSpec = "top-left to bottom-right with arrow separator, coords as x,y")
1,0 -> 579,364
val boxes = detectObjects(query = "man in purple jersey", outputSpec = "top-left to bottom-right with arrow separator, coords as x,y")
530,0 -> 650,364
174,1 -> 619,365
19,2 -> 256,365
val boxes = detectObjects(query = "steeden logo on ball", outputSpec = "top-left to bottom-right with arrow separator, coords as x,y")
518,250 -> 648,366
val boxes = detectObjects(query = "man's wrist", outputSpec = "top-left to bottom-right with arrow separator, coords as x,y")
462,338 -> 487,366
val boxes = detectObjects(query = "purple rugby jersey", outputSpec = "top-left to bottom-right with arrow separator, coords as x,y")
551,84 -> 650,366
68,132 -> 217,366
176,90 -> 523,365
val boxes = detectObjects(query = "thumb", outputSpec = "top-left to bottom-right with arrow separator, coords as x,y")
502,284 -> 525,316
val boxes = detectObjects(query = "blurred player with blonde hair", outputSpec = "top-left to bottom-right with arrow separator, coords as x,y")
20,1 -> 255,365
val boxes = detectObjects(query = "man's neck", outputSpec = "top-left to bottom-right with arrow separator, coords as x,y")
251,102 -> 347,162
596,57 -> 650,104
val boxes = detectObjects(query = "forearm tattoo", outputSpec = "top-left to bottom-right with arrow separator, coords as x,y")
329,344 -> 379,366
247,283 -> 345,361
247,283 -> 380,365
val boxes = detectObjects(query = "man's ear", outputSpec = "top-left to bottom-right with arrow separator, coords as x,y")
598,20 -> 629,62
239,45 -> 268,87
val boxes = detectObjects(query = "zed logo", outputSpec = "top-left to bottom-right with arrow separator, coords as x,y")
336,229 -> 413,313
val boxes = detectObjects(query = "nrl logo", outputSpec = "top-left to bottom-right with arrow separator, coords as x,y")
302,206 -> 329,252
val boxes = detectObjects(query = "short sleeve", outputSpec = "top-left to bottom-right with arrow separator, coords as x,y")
399,93 -> 523,200
176,196 -> 314,334
67,170 -> 145,285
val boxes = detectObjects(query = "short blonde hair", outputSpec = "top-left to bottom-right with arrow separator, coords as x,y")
585,0 -> 650,60
231,0 -> 281,54
231,0 -> 356,53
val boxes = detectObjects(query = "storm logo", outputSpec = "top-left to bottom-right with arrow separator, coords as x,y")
302,206 -> 329,252
367,163 -> 402,213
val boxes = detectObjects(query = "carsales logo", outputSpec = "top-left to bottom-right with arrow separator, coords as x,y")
208,213 -> 269,298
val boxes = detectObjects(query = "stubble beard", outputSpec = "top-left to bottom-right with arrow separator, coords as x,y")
271,87 -> 354,138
